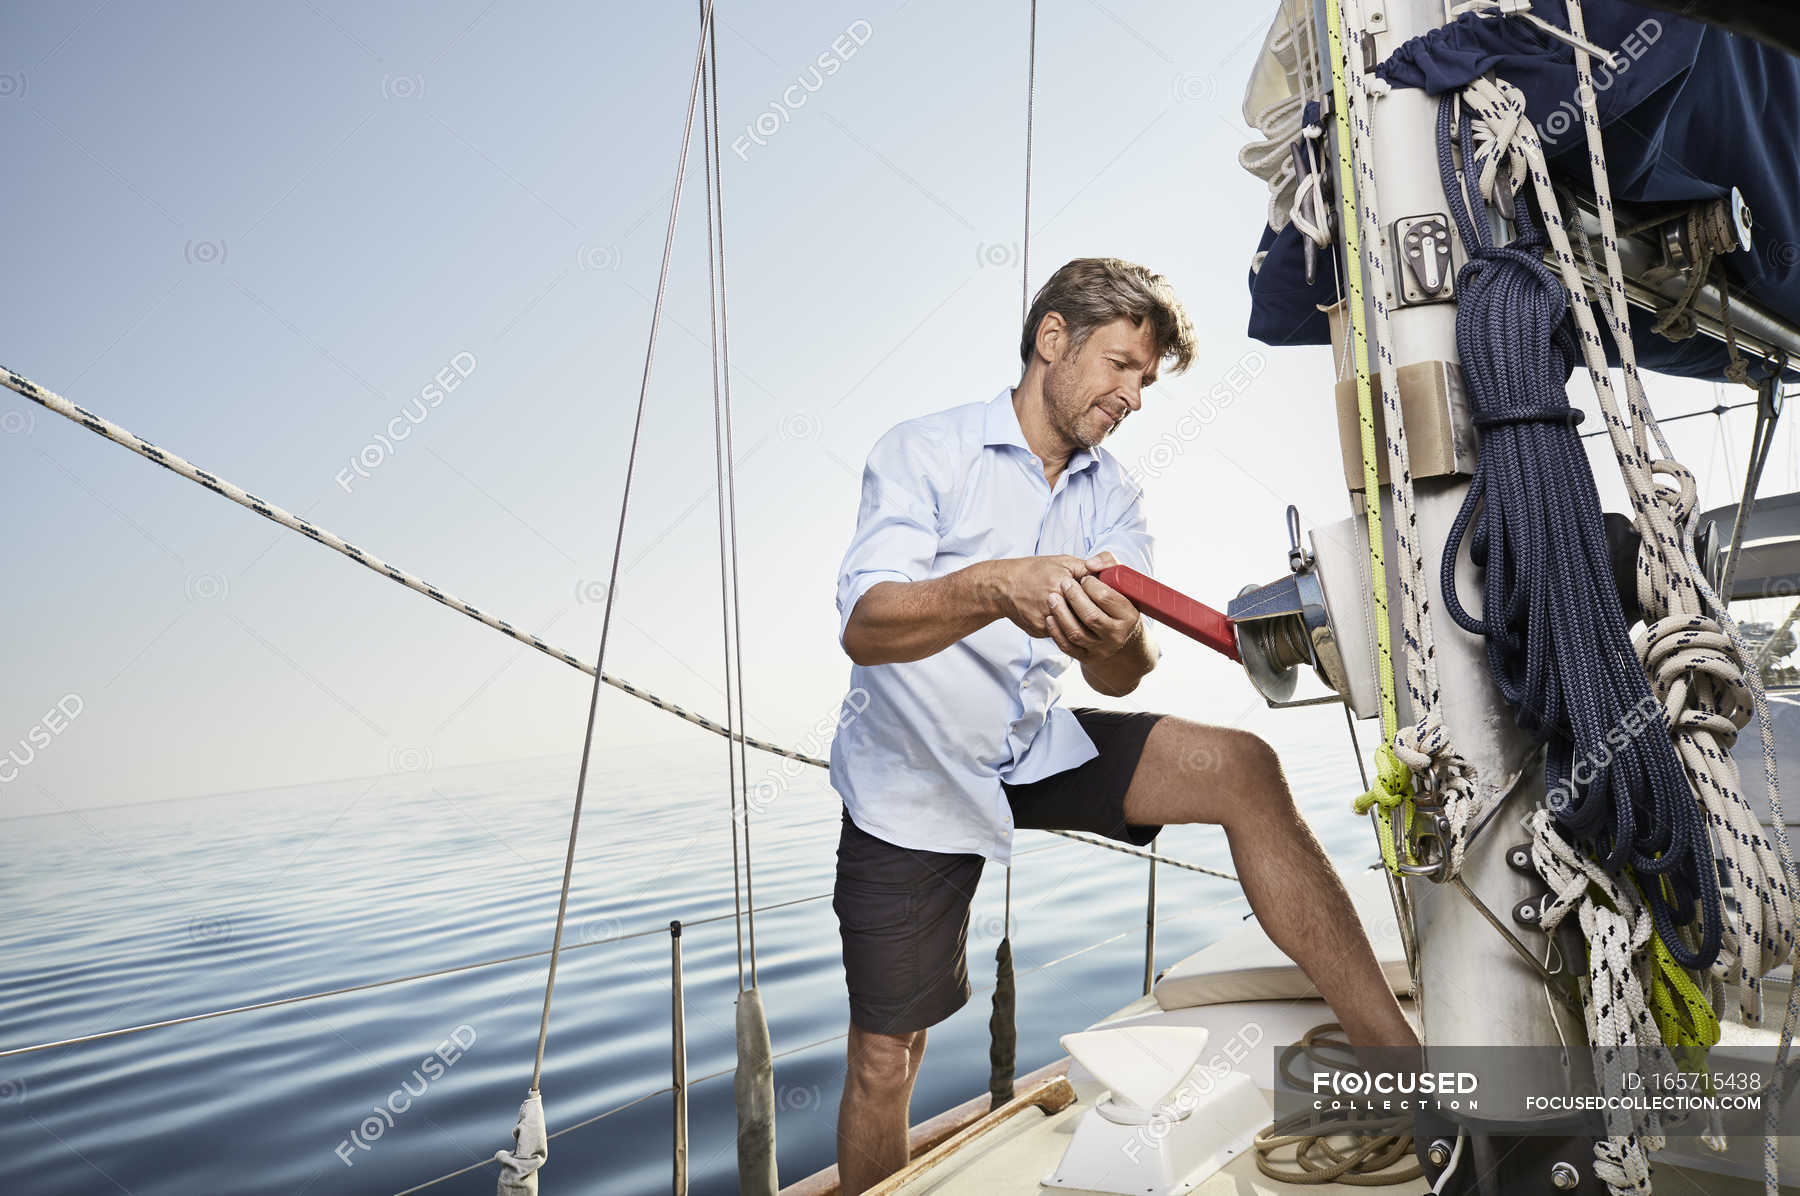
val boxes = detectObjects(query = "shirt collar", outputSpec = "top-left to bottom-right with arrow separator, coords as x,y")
984,388 -> 1099,476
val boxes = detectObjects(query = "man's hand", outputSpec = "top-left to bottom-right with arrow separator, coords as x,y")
1044,563 -> 1141,662
987,555 -> 1093,637
1043,552 -> 1157,696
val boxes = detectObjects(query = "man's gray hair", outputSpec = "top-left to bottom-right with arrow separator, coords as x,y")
1019,257 -> 1196,374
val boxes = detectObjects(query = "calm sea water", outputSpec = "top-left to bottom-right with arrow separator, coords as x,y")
0,731 -> 1383,1196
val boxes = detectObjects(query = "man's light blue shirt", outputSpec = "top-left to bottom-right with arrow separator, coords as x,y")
830,388 -> 1155,863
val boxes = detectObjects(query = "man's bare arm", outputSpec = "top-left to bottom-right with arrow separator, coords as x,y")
842,555 -> 1096,666
1079,616 -> 1157,697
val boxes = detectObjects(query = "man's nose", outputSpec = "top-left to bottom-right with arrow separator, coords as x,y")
1121,385 -> 1143,411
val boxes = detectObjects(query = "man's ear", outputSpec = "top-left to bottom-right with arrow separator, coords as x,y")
1035,310 -> 1066,365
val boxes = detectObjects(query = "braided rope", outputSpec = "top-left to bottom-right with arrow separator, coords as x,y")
1445,5 -> 1794,1183
0,363 -> 827,771
1253,1023 -> 1423,1187
1563,186 -> 1798,1002
1556,8 -> 1800,1191
1322,0 -> 1412,874
1452,74 -> 1795,981
1043,829 -> 1237,882
1436,94 -> 1725,974
1529,808 -> 1662,1194
1340,0 -> 1478,875
1756,597 -> 1800,670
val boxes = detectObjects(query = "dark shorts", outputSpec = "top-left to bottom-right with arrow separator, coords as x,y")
833,707 -> 1166,1035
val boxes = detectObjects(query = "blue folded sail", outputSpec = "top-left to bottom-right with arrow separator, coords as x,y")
1246,0 -> 1800,383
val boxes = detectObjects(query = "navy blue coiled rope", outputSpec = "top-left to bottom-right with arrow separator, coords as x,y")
1432,95 -> 1721,971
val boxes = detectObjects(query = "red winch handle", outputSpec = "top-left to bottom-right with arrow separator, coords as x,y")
1097,565 -> 1240,663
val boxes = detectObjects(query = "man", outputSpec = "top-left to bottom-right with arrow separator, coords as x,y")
828,257 -> 1415,1192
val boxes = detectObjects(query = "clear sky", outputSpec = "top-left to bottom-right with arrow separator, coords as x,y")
2,1 -> 1793,817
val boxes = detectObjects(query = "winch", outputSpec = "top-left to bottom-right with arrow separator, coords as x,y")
1228,505 -> 1378,715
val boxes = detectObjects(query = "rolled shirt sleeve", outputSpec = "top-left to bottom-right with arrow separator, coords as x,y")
1088,481 -> 1154,575
835,422 -> 952,646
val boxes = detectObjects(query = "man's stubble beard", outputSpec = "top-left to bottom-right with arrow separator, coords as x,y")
1043,358 -> 1104,450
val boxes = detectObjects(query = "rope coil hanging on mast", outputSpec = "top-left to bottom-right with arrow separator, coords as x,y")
1420,0 -> 1797,1185
1555,7 -> 1799,1191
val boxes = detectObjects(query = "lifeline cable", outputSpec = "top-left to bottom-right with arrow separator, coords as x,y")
0,365 -> 820,771
0,372 -> 1244,901
0,835 -> 1197,1065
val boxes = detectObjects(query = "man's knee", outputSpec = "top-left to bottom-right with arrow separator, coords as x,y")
846,1028 -> 916,1096
1166,721 -> 1285,807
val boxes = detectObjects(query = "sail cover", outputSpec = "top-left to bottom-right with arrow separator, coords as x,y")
1243,0 -> 1800,382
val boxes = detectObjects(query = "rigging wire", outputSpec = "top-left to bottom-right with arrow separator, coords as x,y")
1579,396 -> 1758,439
527,0 -> 716,1093
1021,0 -> 1037,323
696,0 -> 748,996
1720,377 -> 1783,601
1717,398 -> 1739,502
1005,0 -> 1040,932
988,0 -> 1042,1116
708,2 -> 760,989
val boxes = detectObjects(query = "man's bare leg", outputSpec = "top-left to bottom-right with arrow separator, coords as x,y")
838,1023 -> 927,1194
1122,717 -> 1418,1049
905,1027 -> 928,1103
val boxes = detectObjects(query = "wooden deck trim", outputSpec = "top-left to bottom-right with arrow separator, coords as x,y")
779,1057 -> 1072,1196
864,1073 -> 1077,1195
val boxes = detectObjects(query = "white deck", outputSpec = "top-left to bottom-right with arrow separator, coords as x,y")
887,989 -> 1800,1195
890,994 -> 1428,1195
880,875 -> 1800,1196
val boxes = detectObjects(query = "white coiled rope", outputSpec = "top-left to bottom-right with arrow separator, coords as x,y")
1559,6 -> 1800,1190
1529,807 -> 1661,1192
